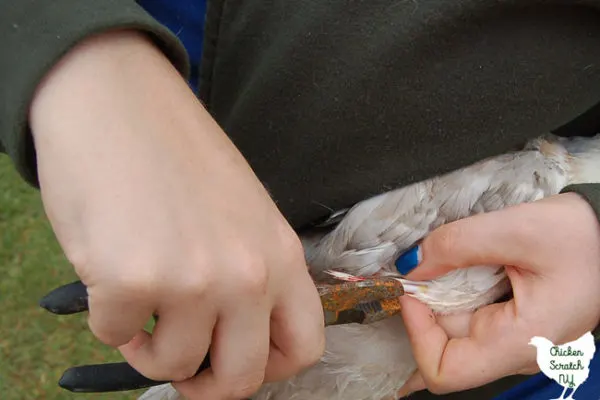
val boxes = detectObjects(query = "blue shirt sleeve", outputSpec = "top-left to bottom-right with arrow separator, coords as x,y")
138,0 -> 207,93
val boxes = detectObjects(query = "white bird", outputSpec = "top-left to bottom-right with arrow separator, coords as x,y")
528,332 -> 596,400
139,133 -> 600,400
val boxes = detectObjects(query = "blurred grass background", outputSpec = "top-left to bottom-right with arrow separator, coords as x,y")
0,155 -> 143,399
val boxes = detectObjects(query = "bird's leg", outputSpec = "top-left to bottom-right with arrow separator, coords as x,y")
393,278 -> 432,295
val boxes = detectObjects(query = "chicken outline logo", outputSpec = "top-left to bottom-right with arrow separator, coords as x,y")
528,331 -> 596,400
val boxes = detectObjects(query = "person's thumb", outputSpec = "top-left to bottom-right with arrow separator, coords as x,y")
395,207 -> 531,281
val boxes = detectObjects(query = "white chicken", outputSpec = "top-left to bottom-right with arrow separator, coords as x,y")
528,331 -> 596,400
139,133 -> 600,400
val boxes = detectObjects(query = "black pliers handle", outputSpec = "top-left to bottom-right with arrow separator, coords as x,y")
39,280 -> 211,393
40,275 -> 404,393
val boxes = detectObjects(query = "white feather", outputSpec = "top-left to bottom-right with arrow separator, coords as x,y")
138,384 -> 182,400
138,133 -> 600,400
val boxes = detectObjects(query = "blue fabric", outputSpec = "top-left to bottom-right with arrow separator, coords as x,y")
494,342 -> 600,399
137,0 -> 207,93
135,2 -> 600,398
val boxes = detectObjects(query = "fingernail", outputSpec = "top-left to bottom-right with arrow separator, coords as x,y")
395,245 -> 422,275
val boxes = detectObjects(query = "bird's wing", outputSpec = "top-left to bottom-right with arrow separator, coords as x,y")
306,144 -> 569,278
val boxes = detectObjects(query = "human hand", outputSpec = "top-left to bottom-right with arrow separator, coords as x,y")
396,192 -> 600,396
30,30 -> 325,399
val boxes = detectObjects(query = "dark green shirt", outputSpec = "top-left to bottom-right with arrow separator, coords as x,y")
3,1 -> 600,228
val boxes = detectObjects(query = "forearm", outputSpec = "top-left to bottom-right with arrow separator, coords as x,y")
24,19 -> 323,398
0,1 -> 189,186
29,28 -> 247,215
31,29 -> 198,151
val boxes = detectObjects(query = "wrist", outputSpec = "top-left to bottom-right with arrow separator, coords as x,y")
28,27 -> 257,194
29,28 -> 196,147
28,27 -> 217,165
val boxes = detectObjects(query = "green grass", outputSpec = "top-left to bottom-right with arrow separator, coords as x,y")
0,155 -> 144,399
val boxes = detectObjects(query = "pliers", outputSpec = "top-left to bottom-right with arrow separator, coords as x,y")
39,272 -> 405,394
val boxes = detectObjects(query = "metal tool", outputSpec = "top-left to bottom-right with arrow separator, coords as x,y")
39,273 -> 404,393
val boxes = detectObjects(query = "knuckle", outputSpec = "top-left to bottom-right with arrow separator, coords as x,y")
427,385 -> 448,395
300,337 -> 326,368
314,333 -> 327,360
235,255 -> 270,296
65,246 -> 162,297
279,230 -> 307,268
87,321 -> 117,346
228,373 -> 265,398
169,362 -> 201,382
425,376 -> 451,395
279,229 -> 304,258
115,266 -> 159,296
64,248 -> 90,273
148,357 -> 200,382
87,318 -> 131,347
293,349 -> 322,372
92,252 -> 163,295
142,369 -> 173,382
418,366 -> 455,395
286,334 -> 325,373
170,250 -> 216,298
136,368 -> 166,382
178,268 -> 213,298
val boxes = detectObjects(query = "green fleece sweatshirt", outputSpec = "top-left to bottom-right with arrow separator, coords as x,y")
2,0 -> 600,227
3,1 -> 600,229
2,1 -> 600,398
